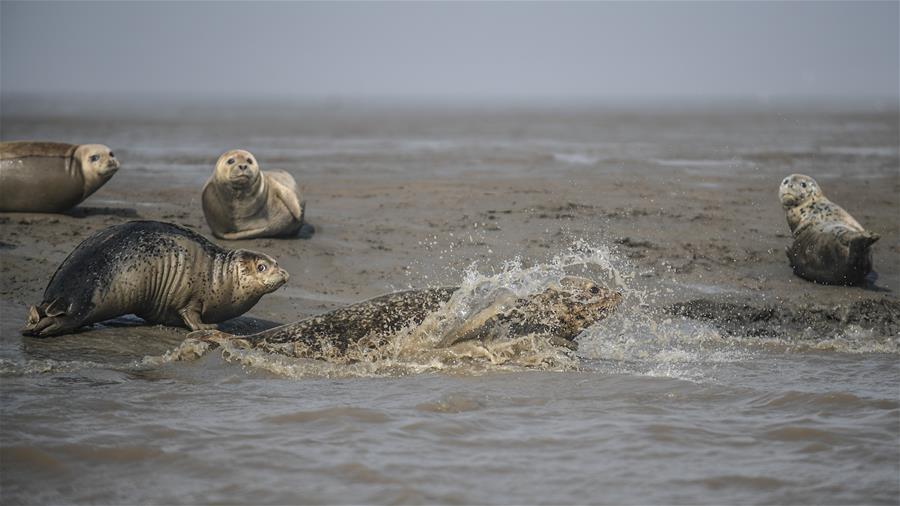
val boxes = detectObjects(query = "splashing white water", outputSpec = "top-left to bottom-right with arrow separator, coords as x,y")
144,239 -> 896,380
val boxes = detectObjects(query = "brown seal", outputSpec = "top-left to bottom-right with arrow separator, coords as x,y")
201,149 -> 305,240
0,141 -> 120,213
22,220 -> 289,337
779,174 -> 879,285
190,276 -> 622,360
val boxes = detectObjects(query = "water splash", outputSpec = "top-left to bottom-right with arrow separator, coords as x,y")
144,239 -> 896,380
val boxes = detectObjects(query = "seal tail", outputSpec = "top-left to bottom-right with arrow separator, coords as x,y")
849,230 -> 880,253
21,298 -> 73,337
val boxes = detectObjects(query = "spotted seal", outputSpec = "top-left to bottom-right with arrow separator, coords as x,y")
190,277 -> 622,359
779,174 -> 879,285
22,220 -> 289,337
202,149 -> 305,240
0,141 -> 120,213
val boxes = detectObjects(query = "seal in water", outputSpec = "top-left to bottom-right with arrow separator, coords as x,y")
202,149 -> 306,240
190,276 -> 622,359
779,173 -> 879,285
22,220 -> 289,337
0,141 -> 120,212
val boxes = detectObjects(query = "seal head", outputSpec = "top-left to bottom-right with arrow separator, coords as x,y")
779,173 -> 821,209
235,249 -> 290,294
74,144 -> 120,198
438,276 -> 623,348
215,149 -> 260,192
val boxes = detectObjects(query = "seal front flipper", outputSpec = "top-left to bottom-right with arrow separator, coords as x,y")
178,304 -> 216,331
274,183 -> 304,222
220,227 -> 272,240
185,329 -> 237,347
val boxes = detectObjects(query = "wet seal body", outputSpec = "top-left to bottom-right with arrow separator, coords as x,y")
202,149 -> 305,240
22,220 -> 289,337
192,277 -> 622,359
779,174 -> 879,285
0,141 -> 120,213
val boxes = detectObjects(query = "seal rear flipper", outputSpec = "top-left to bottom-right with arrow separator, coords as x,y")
21,300 -> 79,337
849,231 -> 880,251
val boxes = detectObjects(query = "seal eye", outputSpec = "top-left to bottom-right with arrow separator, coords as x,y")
801,183 -> 807,188
257,264 -> 267,273
590,286 -> 600,294
227,158 -> 235,165
90,154 -> 100,162
109,152 -> 115,158
247,158 -> 253,165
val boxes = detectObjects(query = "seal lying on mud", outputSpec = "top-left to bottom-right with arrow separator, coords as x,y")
779,174 -> 879,285
202,149 -> 305,240
0,141 -> 120,213
190,277 -> 622,359
22,220 -> 289,337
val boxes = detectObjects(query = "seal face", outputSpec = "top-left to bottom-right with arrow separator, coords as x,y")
201,149 -> 305,240
21,220 -> 289,337
779,174 -> 879,285
0,141 -> 120,212
192,276 -> 622,359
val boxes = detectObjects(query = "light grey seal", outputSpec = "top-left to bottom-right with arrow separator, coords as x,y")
190,277 -> 622,359
201,149 -> 305,240
779,173 -> 879,285
0,141 -> 120,213
22,220 -> 289,337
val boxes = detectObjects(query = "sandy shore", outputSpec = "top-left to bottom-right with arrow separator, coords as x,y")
1,103 -> 898,340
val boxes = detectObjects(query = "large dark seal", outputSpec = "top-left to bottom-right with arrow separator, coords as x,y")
190,277 -> 622,360
22,220 -> 289,337
202,149 -> 305,240
779,174 -> 879,285
0,141 -> 120,212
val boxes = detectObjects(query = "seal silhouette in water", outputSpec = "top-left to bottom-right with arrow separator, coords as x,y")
22,220 -> 289,337
202,149 -> 306,240
190,277 -> 622,359
0,141 -> 120,212
779,174 -> 879,285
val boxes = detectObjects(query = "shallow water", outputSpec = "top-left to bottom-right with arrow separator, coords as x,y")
1,100 -> 898,504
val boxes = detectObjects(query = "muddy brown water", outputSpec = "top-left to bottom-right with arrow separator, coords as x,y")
1,99 -> 898,504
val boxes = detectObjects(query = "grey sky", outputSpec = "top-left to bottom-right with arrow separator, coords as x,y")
1,1 -> 897,100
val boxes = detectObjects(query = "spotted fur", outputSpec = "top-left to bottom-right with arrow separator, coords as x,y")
778,174 -> 879,285
192,277 -> 622,358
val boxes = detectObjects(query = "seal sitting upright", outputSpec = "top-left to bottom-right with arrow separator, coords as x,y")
202,149 -> 305,240
22,220 -> 289,337
779,174 -> 879,285
0,141 -> 120,213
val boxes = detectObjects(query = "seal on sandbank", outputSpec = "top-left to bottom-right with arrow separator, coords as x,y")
779,173 -> 879,285
202,149 -> 305,240
22,220 -> 289,337
0,141 -> 120,213
190,276 -> 622,359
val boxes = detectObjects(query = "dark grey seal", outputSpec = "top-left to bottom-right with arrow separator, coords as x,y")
190,276 -> 622,359
22,220 -> 289,337
779,174 -> 879,285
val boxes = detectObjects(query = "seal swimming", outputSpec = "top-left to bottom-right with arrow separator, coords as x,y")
22,220 -> 289,337
202,149 -> 306,240
779,173 -> 879,285
0,141 -> 120,213
190,276 -> 622,360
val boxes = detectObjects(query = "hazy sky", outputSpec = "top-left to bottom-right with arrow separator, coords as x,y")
1,1 -> 897,100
